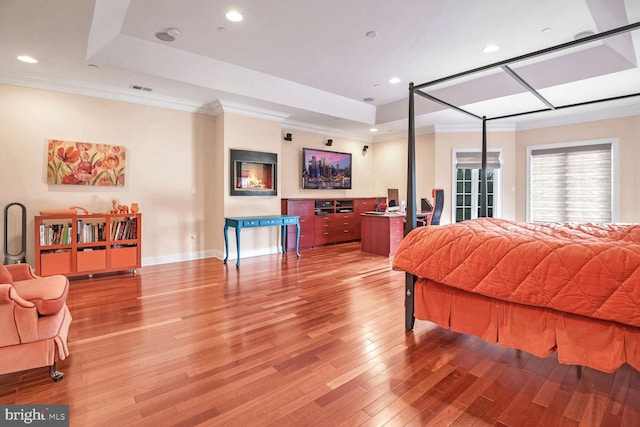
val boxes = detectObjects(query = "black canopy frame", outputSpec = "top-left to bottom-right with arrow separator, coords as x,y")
404,21 -> 640,330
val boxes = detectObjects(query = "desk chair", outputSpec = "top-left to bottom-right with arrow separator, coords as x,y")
427,188 -> 444,226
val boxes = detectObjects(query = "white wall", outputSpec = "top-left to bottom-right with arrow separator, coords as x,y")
280,129 -> 376,199
371,133 -> 436,211
3,83 -> 639,269
0,84 -> 217,266
0,84 -> 382,267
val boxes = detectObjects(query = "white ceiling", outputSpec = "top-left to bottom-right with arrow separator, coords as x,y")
1,0 -> 639,141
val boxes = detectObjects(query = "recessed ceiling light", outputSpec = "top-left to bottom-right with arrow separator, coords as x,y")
366,30 -> 378,38
483,44 -> 499,53
542,27 -> 552,34
389,77 -> 401,84
369,128 -> 379,132
225,10 -> 243,22
363,97 -> 374,102
17,55 -> 37,64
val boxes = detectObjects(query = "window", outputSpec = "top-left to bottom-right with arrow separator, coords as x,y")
527,140 -> 615,223
453,150 -> 502,222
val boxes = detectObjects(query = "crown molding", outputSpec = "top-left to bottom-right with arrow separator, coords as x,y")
0,68 -> 377,141
515,103 -> 640,131
0,67 -> 219,114
433,122 -> 517,133
211,99 -> 291,122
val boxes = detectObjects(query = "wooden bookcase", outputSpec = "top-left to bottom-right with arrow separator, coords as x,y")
34,213 -> 141,277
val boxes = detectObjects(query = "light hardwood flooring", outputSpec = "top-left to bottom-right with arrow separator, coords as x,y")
1,242 -> 639,426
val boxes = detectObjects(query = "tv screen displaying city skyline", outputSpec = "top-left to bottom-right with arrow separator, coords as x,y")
302,148 -> 352,190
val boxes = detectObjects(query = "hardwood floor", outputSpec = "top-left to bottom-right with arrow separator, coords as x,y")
1,242 -> 639,426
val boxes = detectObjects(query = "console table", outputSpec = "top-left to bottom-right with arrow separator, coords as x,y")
223,215 -> 300,268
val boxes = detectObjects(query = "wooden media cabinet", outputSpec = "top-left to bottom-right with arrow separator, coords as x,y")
281,197 -> 379,249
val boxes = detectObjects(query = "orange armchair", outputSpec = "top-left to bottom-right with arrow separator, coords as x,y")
0,263 -> 72,381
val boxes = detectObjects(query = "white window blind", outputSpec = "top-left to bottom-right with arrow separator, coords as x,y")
530,143 -> 612,223
455,151 -> 501,169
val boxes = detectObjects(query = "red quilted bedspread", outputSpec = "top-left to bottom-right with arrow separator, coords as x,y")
392,218 -> 640,328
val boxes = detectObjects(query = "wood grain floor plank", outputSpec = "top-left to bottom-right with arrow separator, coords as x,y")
1,243 -> 637,426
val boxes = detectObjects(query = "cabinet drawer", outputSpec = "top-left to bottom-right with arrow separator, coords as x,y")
298,215 -> 314,230
77,249 -> 107,272
40,251 -> 72,276
355,198 -> 378,213
333,227 -> 357,242
111,246 -> 138,269
285,220 -> 314,250
335,213 -> 355,220
259,218 -> 284,226
287,233 -> 315,250
315,215 -> 331,224
314,231 -> 334,245
332,218 -> 355,229
390,224 -> 404,237
287,201 -> 314,216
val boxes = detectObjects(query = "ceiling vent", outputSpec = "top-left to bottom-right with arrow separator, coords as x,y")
130,84 -> 152,92
155,28 -> 180,42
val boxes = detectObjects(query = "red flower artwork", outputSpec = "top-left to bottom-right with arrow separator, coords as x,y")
47,140 -> 126,186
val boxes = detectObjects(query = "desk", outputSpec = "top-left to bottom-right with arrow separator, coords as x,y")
360,211 -> 432,257
361,213 -> 405,256
224,215 -> 300,268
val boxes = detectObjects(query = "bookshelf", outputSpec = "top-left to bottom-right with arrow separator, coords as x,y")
34,213 -> 141,277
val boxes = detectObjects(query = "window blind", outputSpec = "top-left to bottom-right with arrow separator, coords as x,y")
455,151 -> 501,169
530,143 -> 612,223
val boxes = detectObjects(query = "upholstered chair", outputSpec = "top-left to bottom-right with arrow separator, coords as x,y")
0,263 -> 72,381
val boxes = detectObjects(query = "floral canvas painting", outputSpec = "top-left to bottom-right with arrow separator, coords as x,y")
47,140 -> 126,186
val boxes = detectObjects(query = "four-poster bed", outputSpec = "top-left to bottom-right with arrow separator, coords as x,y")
393,21 -> 640,373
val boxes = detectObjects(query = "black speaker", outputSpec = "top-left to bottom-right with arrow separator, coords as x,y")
284,133 -> 292,141
326,139 -> 333,146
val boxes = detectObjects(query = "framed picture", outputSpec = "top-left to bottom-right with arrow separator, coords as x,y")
47,140 -> 126,186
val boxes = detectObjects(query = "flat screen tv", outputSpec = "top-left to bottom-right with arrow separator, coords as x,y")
302,148 -> 352,190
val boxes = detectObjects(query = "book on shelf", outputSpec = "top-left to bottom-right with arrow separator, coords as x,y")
111,216 -> 138,240
39,222 -> 72,245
